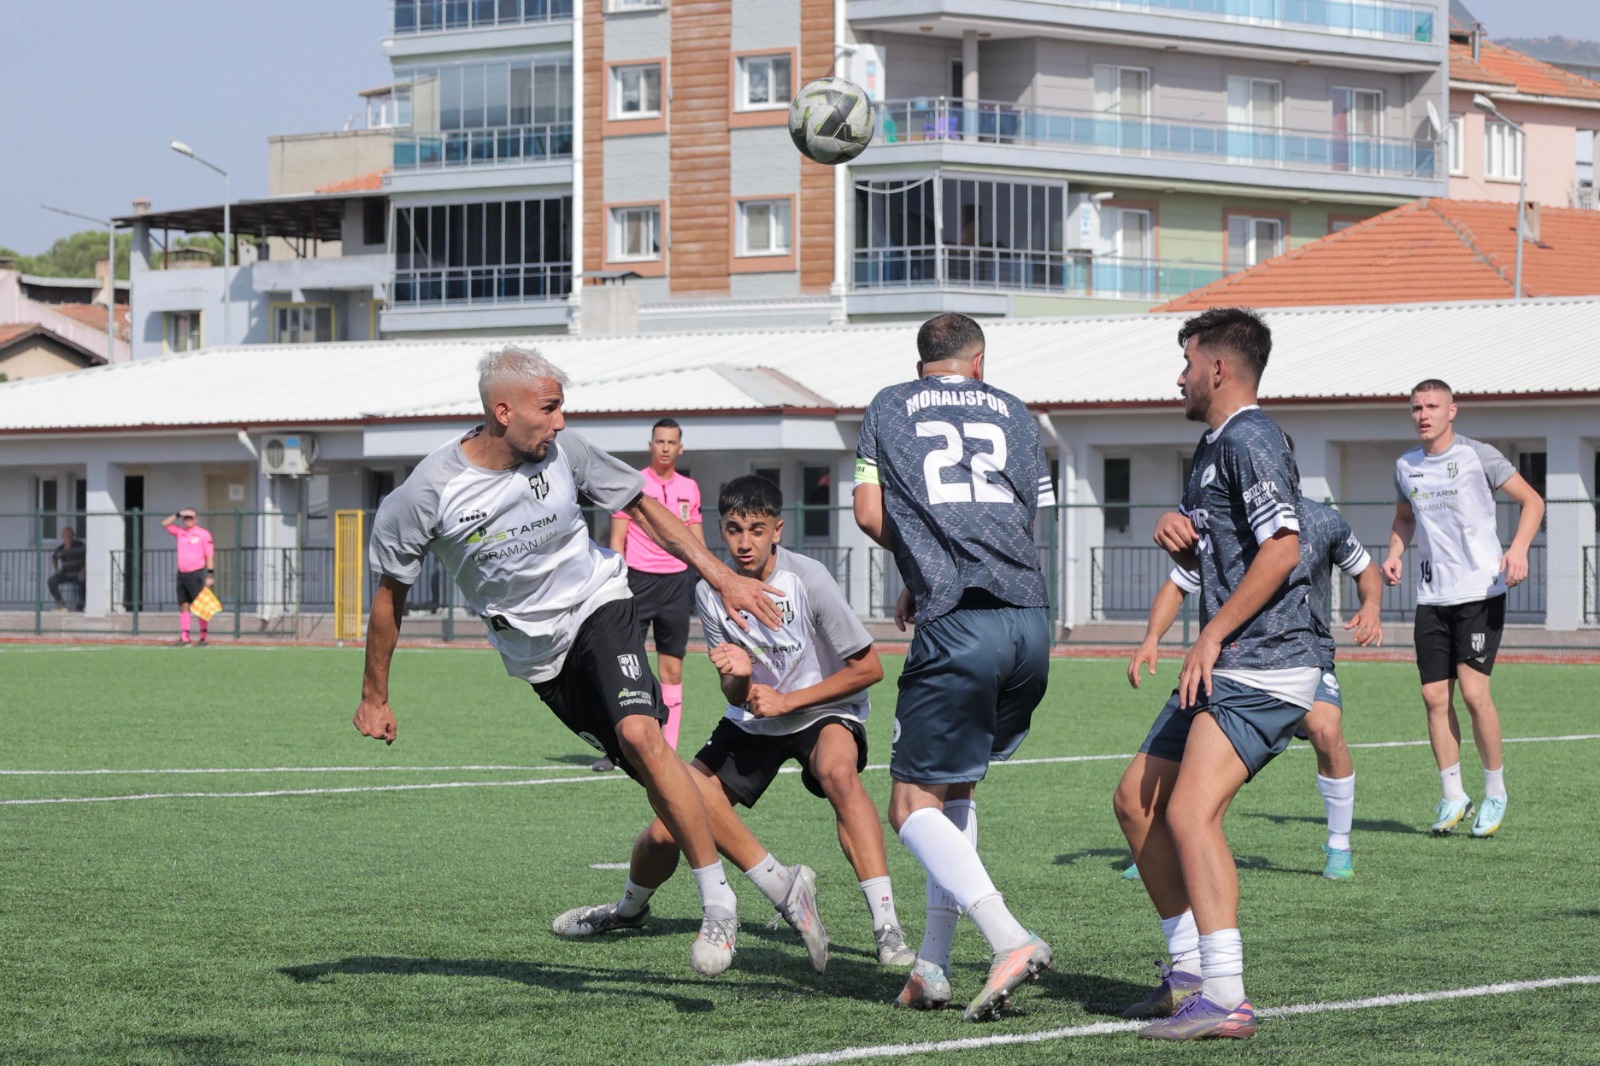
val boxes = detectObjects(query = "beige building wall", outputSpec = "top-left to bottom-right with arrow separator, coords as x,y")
266,130 -> 391,196
0,336 -> 98,381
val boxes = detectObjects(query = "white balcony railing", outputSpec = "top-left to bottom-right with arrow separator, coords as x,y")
392,123 -> 574,170
954,0 -> 1437,42
852,247 -> 1228,301
391,0 -> 573,34
877,97 -> 1440,181
391,263 -> 573,306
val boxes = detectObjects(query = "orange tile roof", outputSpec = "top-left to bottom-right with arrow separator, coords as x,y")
0,322 -> 108,365
315,168 -> 390,194
0,323 -> 40,347
52,302 -> 131,339
1155,199 -> 1600,311
1450,40 -> 1600,101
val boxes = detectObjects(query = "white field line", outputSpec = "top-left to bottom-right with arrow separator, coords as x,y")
715,975 -> 1600,1066
6,733 -> 1599,807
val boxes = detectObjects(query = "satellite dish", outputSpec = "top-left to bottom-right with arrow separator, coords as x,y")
1425,99 -> 1443,137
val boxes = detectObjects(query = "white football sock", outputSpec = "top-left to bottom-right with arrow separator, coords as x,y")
859,876 -> 900,932
1199,928 -> 1246,1009
1439,762 -> 1468,802
616,876 -> 655,919
916,800 -> 976,967
743,852 -> 791,907
1483,765 -> 1506,800
899,808 -> 1029,952
1317,773 -> 1355,851
1161,910 -> 1200,974
692,861 -> 738,921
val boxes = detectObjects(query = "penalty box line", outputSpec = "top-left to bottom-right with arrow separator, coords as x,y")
716,975 -> 1600,1066
6,733 -> 1598,806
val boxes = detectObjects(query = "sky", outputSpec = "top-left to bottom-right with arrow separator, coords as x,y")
3,0 -> 1598,256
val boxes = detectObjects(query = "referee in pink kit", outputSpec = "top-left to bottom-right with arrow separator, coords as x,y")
601,418 -> 704,770
161,508 -> 216,646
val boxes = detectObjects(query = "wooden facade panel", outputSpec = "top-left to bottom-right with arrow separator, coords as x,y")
668,0 -> 734,295
798,0 -> 835,293
583,0 -> 605,276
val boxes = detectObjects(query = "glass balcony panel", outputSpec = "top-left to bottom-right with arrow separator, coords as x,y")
1036,0 -> 1434,41
392,0 -> 572,33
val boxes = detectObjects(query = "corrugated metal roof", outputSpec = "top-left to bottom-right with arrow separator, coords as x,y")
2,298 -> 1597,433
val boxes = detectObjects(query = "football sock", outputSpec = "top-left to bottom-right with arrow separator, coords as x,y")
1199,928 -> 1246,1009
1161,910 -> 1201,974
1317,773 -> 1356,851
180,608 -> 191,641
198,617 -> 209,638
916,800 -> 976,967
692,861 -> 738,921
617,876 -> 656,919
966,894 -> 1032,954
1483,765 -> 1506,800
859,876 -> 900,932
1439,762 -> 1468,802
743,852 -> 791,907
661,683 -> 683,750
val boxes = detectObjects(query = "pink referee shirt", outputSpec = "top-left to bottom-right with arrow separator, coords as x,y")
613,468 -> 701,574
165,523 -> 215,573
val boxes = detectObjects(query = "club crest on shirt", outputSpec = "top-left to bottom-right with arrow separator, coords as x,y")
679,500 -> 691,521
528,471 -> 550,500
1447,461 -> 1459,479
775,597 -> 795,625
617,653 -> 641,680
1200,464 -> 1218,488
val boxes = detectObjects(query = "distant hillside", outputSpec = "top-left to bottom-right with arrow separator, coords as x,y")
1496,35 -> 1600,67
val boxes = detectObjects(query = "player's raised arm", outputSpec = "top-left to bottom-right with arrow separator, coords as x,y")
625,494 -> 782,630
355,575 -> 410,745
1130,576 -> 1191,688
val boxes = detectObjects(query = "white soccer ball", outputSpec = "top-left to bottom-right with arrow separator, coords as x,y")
788,76 -> 875,165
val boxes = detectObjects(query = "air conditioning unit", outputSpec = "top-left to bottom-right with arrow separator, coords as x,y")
261,433 -> 318,477
1066,194 -> 1101,252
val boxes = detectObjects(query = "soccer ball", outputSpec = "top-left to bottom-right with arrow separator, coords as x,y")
788,76 -> 875,165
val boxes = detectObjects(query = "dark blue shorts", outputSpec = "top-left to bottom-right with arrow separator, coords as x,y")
891,605 -> 1050,785
1294,669 -> 1343,740
1140,674 -> 1308,781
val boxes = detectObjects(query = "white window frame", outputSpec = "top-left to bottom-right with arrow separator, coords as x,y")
1448,114 -> 1465,176
610,205 -> 662,262
273,304 -> 335,344
611,63 -> 662,119
737,54 -> 793,111
1485,118 -> 1522,181
736,199 -> 792,257
606,0 -> 664,10
1227,214 -> 1283,270
166,311 -> 201,353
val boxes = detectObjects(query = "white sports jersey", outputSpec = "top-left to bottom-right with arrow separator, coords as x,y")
696,546 -> 874,737
1394,434 -> 1516,607
370,428 -> 645,683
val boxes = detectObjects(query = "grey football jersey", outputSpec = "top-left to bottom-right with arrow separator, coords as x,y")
1180,406 -> 1318,672
369,428 -> 645,683
856,374 -> 1054,625
697,546 -> 874,737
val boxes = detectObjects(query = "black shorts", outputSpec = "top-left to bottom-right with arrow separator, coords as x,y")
1414,594 -> 1506,684
531,597 -> 668,782
627,568 -> 696,659
693,716 -> 868,807
176,568 -> 207,605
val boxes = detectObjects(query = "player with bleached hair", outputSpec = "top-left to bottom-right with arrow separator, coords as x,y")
355,345 -> 783,978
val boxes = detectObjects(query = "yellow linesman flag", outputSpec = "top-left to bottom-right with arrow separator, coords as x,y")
190,586 -> 223,622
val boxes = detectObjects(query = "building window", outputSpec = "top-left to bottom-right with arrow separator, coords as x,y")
363,199 -> 387,246
166,311 -> 201,352
1227,215 -> 1283,270
1098,207 -> 1154,296
37,477 -> 59,540
1093,65 -> 1151,151
1448,114 -> 1465,176
1226,77 -> 1281,164
1485,118 -> 1522,181
607,0 -> 663,9
738,54 -> 792,110
393,55 -> 575,168
737,200 -> 792,256
393,197 -> 574,305
1104,457 -> 1131,534
1332,87 -> 1383,173
610,205 -> 661,261
802,466 -> 831,540
613,63 -> 662,118
274,306 -> 334,344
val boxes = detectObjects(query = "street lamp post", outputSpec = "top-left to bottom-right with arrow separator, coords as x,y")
169,140 -> 232,343
40,204 -> 116,358
1472,93 -> 1526,301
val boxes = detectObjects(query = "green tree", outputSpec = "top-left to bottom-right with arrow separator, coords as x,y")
2,231 -> 134,280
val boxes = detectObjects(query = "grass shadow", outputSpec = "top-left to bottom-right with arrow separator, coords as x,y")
1244,812 -> 1419,835
1053,847 -> 1132,873
1041,970 -> 1154,1017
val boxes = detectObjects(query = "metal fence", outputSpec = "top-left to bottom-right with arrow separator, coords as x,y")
8,499 -> 1596,648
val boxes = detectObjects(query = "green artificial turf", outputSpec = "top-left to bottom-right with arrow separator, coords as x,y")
1,645 -> 1597,1064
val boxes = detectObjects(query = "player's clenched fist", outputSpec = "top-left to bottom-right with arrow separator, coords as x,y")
354,698 -> 397,745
